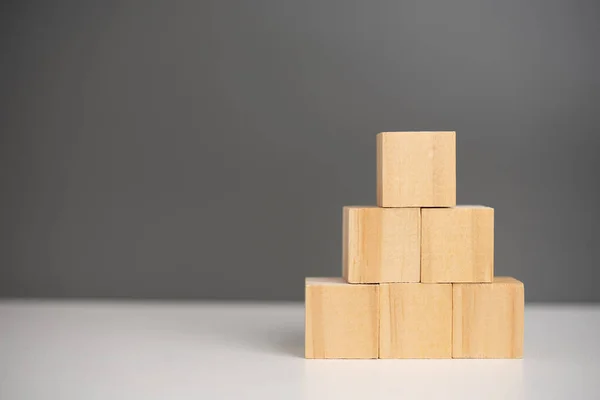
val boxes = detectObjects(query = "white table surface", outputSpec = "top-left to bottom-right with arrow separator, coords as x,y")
0,301 -> 598,399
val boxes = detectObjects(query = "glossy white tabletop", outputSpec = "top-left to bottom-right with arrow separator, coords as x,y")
0,301 -> 598,399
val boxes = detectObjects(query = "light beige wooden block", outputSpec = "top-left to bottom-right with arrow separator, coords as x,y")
421,206 -> 494,283
377,131 -> 456,207
305,277 -> 379,359
453,277 -> 524,358
343,206 -> 420,283
379,283 -> 452,358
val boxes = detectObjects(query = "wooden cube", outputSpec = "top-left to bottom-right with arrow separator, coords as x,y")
343,206 -> 420,283
379,283 -> 452,358
421,206 -> 494,283
377,131 -> 456,207
305,277 -> 379,359
453,277 -> 524,358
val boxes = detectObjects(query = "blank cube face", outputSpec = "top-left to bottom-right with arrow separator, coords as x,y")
343,207 -> 420,283
305,278 -> 379,359
380,283 -> 452,358
453,277 -> 524,358
377,131 -> 456,207
421,206 -> 494,283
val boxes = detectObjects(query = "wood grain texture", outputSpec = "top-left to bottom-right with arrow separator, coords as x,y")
305,277 -> 379,359
379,283 -> 452,358
343,206 -> 420,283
376,131 -> 456,207
421,206 -> 494,283
453,277 -> 524,358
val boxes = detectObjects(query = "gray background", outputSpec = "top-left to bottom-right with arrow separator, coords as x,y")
1,0 -> 598,302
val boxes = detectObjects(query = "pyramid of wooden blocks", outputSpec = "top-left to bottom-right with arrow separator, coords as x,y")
305,131 -> 524,359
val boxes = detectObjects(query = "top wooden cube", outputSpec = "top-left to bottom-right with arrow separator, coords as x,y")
377,131 -> 456,207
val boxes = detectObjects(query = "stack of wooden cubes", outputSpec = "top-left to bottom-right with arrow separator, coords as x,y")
305,131 -> 524,359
